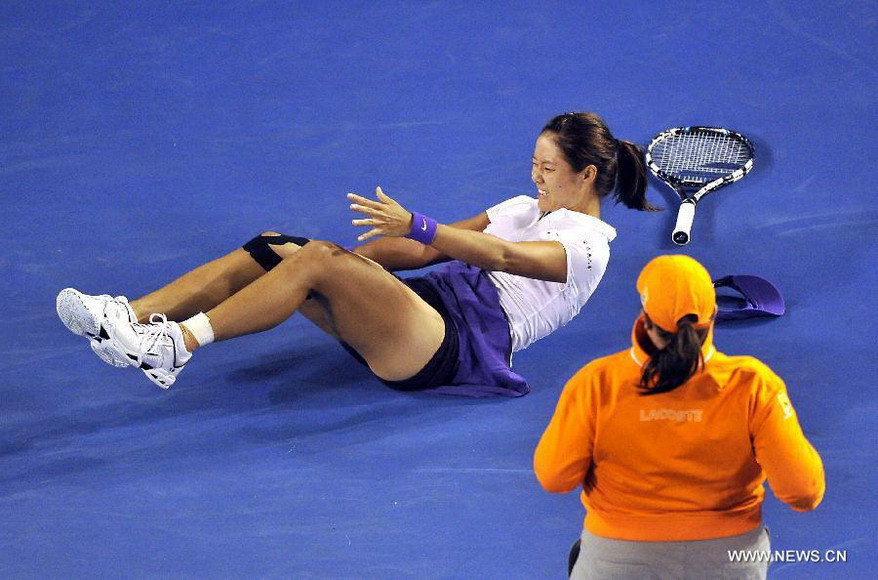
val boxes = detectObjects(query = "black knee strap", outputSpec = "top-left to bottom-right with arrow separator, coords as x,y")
242,234 -> 310,271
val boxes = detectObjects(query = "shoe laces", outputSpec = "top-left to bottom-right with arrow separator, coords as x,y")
134,313 -> 175,364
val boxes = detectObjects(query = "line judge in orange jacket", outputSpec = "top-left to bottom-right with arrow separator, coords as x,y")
534,255 -> 825,580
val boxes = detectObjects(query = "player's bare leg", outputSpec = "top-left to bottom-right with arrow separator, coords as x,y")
203,241 -> 444,381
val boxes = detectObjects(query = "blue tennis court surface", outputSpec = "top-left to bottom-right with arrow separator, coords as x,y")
2,2 -> 875,578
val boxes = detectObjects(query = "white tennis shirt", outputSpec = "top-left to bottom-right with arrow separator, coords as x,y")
483,195 -> 617,352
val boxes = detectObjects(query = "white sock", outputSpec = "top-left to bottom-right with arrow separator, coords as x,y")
181,312 -> 215,348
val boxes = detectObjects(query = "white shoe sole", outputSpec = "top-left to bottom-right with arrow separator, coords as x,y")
57,288 -> 132,368
143,368 -> 175,389
56,288 -> 99,337
89,341 -> 131,368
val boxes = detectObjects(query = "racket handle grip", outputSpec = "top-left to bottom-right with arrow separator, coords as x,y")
672,200 -> 696,245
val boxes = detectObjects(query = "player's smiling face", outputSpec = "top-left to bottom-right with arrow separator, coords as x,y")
531,132 -> 592,213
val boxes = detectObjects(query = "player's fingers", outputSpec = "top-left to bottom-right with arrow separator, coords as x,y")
349,202 -> 385,216
347,193 -> 382,209
375,186 -> 396,204
357,228 -> 381,242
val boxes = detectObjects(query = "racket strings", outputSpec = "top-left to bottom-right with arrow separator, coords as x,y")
654,132 -> 751,182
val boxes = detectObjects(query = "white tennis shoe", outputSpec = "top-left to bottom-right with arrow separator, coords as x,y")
103,313 -> 192,389
56,288 -> 138,367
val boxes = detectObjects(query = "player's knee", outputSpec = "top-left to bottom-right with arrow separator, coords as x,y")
293,240 -> 346,264
283,241 -> 352,279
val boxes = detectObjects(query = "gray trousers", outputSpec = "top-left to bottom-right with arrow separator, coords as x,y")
570,526 -> 770,580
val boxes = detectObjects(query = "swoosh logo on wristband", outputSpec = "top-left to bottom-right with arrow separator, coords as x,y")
421,218 -> 428,231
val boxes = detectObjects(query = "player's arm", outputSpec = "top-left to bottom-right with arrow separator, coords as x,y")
349,188 -> 568,282
351,212 -> 490,271
751,377 -> 825,511
430,225 -> 567,282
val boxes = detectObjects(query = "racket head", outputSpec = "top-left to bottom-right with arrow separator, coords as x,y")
645,126 -> 755,201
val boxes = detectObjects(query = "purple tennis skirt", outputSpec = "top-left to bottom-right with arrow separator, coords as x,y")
342,261 -> 530,397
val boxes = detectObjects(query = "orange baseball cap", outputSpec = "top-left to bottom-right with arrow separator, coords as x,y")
636,255 -> 716,333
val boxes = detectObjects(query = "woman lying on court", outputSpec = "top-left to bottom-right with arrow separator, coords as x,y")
56,112 -> 654,396
534,255 -> 825,580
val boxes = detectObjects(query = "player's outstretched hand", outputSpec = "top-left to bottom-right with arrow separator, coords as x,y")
349,187 -> 413,241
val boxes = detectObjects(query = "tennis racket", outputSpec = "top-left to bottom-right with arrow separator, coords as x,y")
646,127 -> 755,245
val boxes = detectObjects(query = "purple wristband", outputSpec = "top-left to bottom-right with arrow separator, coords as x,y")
405,211 -> 438,245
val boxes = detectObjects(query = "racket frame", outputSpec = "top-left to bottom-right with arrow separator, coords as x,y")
645,126 -> 755,245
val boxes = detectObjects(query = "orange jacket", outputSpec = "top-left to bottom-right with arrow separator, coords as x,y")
534,317 -> 825,541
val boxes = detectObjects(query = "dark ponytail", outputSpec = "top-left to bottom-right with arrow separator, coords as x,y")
639,314 -> 707,395
615,140 -> 658,211
541,112 -> 658,212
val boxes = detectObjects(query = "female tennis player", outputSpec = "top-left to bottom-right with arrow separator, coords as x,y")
534,255 -> 825,579
57,112 -> 654,395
